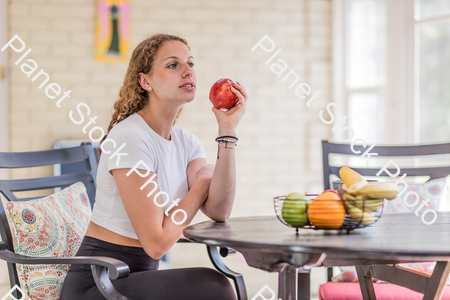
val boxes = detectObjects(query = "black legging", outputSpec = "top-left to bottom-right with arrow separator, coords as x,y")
61,236 -> 236,300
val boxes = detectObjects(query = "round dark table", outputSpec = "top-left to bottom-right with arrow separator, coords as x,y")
184,212 -> 450,300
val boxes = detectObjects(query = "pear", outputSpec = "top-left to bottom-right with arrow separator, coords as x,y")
286,192 -> 304,200
282,192 -> 308,227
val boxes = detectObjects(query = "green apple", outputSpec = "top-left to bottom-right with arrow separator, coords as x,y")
282,192 -> 309,227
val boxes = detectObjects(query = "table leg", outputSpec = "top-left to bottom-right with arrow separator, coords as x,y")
278,264 -> 298,300
423,261 -> 450,300
355,265 -> 377,300
297,269 -> 311,300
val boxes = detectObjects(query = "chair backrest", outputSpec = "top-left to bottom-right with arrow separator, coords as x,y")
0,144 -> 98,290
322,140 -> 450,190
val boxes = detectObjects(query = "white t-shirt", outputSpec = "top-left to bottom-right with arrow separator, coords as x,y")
90,113 -> 207,239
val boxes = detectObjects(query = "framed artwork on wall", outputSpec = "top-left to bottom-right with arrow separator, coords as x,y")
95,0 -> 132,62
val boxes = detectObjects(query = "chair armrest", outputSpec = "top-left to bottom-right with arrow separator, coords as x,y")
178,238 -> 247,299
207,245 -> 247,300
219,247 -> 236,257
0,242 -> 130,280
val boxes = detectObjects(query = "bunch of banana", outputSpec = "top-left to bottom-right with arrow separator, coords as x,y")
339,166 -> 400,225
339,166 -> 400,200
342,193 -> 384,212
343,200 -> 375,226
340,166 -> 367,188
348,182 -> 400,200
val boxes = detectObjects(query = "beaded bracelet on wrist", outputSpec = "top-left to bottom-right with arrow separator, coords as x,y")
218,143 -> 237,148
215,136 -> 238,143
215,135 -> 238,159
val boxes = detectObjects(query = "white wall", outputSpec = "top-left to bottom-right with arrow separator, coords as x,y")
0,0 -> 8,157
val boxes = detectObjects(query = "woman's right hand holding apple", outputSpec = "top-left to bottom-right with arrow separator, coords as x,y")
211,81 -> 248,130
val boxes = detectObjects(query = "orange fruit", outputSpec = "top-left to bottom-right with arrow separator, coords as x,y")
317,190 -> 340,200
307,191 -> 346,229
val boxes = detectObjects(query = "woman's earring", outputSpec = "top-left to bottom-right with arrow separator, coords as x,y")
148,87 -> 152,91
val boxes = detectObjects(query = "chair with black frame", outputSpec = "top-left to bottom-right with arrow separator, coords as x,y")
0,143 -> 247,300
318,140 -> 450,300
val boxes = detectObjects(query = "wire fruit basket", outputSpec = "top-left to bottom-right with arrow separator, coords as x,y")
273,192 -> 384,234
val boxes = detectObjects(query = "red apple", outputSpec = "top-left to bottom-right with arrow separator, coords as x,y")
209,78 -> 239,109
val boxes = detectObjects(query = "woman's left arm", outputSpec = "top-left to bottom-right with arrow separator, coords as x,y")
200,82 -> 247,221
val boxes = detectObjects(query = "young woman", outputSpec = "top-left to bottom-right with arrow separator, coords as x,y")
61,33 -> 247,299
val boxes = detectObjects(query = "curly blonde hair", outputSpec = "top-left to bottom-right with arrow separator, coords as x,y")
98,34 -> 190,155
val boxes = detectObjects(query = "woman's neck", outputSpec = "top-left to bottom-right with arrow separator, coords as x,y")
141,101 -> 180,141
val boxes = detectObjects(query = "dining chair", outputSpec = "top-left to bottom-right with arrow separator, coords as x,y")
319,140 -> 450,300
0,143 -> 247,300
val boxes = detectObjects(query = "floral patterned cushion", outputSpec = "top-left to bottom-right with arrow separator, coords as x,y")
6,182 -> 91,300
383,178 -> 447,213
